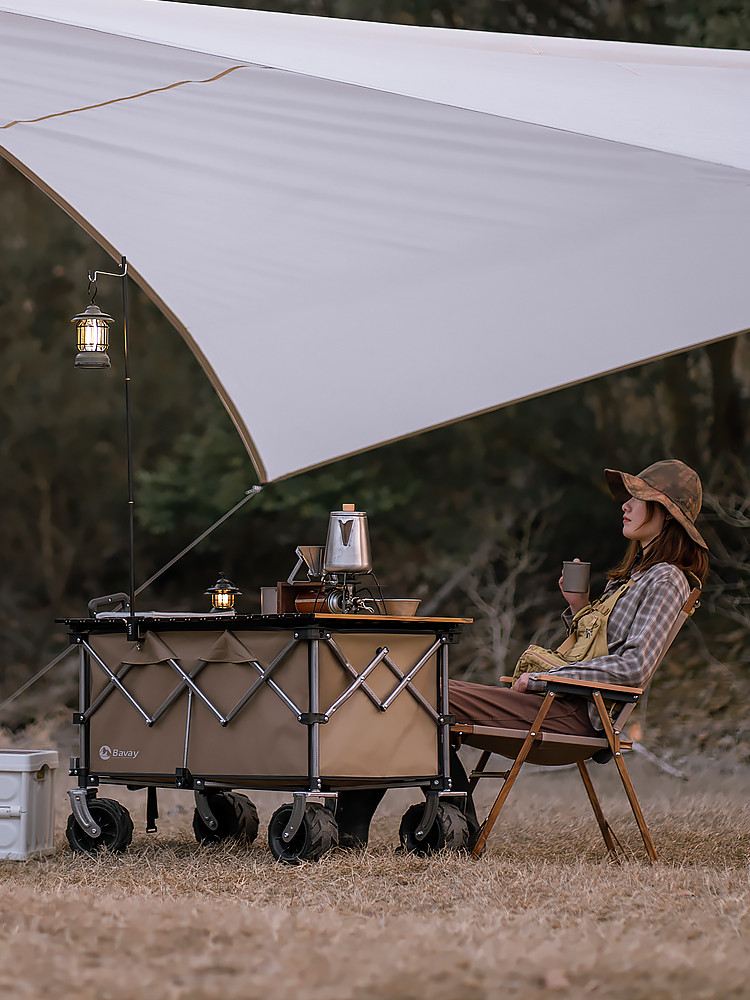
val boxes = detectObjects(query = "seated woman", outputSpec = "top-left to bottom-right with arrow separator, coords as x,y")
336,459 -> 709,848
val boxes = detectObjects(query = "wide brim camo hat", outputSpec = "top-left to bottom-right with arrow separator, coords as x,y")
604,459 -> 708,551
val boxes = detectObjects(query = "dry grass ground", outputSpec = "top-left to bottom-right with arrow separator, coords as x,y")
2,715 -> 750,1000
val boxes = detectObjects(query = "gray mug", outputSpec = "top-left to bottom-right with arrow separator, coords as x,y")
562,561 -> 591,594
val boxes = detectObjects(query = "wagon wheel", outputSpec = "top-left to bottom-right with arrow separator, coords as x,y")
267,801 -> 338,864
66,797 -> 134,855
193,791 -> 260,845
398,802 -> 469,855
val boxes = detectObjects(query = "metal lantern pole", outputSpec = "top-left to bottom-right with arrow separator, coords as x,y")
119,257 -> 136,638
72,255 -> 138,640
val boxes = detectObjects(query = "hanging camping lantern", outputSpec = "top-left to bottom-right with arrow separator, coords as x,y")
71,303 -> 114,369
205,574 -> 241,612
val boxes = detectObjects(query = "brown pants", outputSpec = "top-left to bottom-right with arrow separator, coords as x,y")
450,679 -> 598,737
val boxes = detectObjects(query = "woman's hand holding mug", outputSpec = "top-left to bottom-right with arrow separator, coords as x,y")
560,558 -> 591,615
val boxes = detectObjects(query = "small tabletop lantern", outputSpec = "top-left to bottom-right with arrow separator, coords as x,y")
205,573 -> 241,613
71,303 -> 114,368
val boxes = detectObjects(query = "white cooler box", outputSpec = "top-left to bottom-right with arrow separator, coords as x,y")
0,750 -> 58,860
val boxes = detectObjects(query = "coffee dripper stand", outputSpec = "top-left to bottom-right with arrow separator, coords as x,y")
284,506 -> 387,614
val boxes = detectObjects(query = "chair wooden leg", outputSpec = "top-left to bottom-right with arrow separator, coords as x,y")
611,753 -> 658,862
469,751 -> 492,794
591,691 -> 658,862
577,760 -> 621,864
470,692 -> 557,857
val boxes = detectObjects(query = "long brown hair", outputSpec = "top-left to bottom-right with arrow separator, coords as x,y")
608,501 -> 709,586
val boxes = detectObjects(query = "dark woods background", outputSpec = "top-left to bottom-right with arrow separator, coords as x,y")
1,0 -> 749,744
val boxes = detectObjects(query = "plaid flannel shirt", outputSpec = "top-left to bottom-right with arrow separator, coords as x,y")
526,562 -> 690,730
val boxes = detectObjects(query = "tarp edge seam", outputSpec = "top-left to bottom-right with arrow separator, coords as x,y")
1,64 -> 246,131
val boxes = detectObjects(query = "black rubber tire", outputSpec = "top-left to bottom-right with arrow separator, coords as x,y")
267,801 -> 338,864
398,802 -> 470,855
66,798 -> 134,855
193,791 -> 260,845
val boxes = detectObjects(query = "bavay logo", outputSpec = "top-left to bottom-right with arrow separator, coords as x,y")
98,744 -> 139,761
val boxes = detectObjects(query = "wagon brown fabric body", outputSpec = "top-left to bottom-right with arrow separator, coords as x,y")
63,612 -> 468,861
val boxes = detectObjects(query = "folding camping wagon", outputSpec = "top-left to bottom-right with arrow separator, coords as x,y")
62,610 -> 471,862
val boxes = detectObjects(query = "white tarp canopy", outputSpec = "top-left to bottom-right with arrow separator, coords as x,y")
2,1 -> 749,482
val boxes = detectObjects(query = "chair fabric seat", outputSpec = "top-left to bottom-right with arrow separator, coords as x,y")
454,723 -> 632,766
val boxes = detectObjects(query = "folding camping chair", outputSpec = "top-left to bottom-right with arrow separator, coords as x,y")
452,585 -> 701,862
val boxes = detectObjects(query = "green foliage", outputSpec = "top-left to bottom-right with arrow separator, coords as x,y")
670,0 -> 750,47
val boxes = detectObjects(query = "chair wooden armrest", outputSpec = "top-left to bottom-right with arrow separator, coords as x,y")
499,674 -> 641,700
536,675 -> 642,698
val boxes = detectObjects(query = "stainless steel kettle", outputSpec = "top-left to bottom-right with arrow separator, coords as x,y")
323,504 -> 372,574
